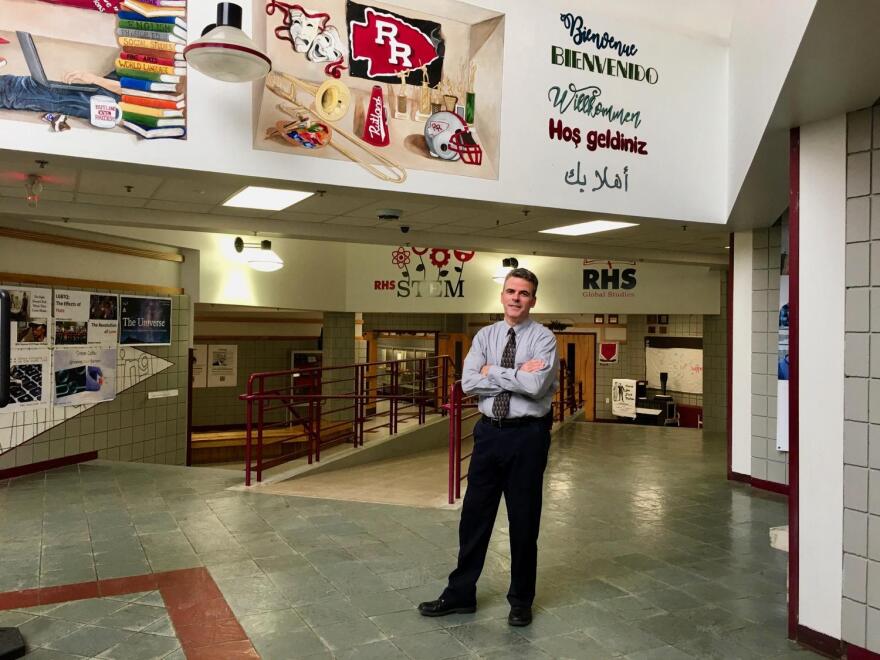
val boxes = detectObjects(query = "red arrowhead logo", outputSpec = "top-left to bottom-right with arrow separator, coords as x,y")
599,343 -> 618,362
349,7 -> 439,78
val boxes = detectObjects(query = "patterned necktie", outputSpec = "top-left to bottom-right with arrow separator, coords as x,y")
492,327 -> 516,418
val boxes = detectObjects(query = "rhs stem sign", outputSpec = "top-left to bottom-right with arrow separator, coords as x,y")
374,246 -> 475,298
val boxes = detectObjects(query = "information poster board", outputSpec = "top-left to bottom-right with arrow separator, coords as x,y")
7,286 -> 51,350
6,352 -> 51,412
53,347 -> 117,406
54,290 -> 118,346
192,344 -> 207,389
119,296 -> 172,345
207,345 -> 237,387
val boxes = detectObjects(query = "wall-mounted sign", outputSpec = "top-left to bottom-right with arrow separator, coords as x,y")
598,342 -> 618,364
374,246 -> 474,299
53,290 -> 118,346
207,344 -> 237,387
582,258 -> 638,298
7,287 -> 51,350
6,352 -> 51,412
119,296 -> 172,345
192,344 -> 207,388
53,346 -> 117,406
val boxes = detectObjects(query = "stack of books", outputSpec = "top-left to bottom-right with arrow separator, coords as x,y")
115,0 -> 187,139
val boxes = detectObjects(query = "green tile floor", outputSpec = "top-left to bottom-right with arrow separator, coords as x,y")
3,591 -> 181,659
0,422 -> 819,659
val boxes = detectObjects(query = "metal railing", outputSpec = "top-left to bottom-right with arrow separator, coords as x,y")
239,355 -> 454,485
446,359 -> 584,504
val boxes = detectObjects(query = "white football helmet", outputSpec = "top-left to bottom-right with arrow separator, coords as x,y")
424,111 -> 483,165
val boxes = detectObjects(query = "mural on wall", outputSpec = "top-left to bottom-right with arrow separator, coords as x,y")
256,0 -> 504,181
1,0 -> 187,138
0,347 -> 172,454
374,246 -> 475,299
549,11 -> 655,197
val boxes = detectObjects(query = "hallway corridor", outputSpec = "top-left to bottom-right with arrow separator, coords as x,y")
0,423 -> 815,659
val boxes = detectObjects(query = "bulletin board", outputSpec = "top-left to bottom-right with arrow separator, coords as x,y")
644,336 -> 703,394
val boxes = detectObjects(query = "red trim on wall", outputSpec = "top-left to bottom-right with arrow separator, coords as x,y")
796,625 -> 843,657
729,471 -> 750,483
0,451 -> 97,480
847,643 -> 880,659
788,126 -> 801,641
751,477 -> 790,496
727,232 -> 735,480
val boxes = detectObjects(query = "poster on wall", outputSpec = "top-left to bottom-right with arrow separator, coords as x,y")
598,342 -> 618,364
645,338 -> 703,394
192,344 -> 207,388
257,0 -> 504,182
53,346 -> 116,406
53,290 -> 118,346
5,351 -> 52,412
611,378 -> 636,418
207,345 -> 237,387
119,295 -> 172,345
776,225 -> 790,452
6,286 -> 51,350
2,2 -> 187,139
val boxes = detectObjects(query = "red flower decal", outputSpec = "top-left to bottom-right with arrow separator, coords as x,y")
430,248 -> 450,268
412,247 -> 429,255
453,250 -> 475,263
391,247 -> 411,269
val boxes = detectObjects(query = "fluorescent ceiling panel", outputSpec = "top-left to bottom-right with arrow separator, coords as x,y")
223,186 -> 313,211
539,220 -> 638,236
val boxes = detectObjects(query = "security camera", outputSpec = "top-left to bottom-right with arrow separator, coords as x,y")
377,208 -> 402,221
400,225 -> 410,234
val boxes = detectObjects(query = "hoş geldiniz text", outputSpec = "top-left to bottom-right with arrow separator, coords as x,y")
549,119 -> 647,155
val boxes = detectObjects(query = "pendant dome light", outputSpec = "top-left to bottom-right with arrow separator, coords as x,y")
184,3 -> 271,83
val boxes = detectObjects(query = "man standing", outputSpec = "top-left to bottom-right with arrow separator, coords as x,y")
418,268 -> 559,627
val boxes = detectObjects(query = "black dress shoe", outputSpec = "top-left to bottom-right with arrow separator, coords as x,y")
508,606 -> 532,626
417,597 -> 476,617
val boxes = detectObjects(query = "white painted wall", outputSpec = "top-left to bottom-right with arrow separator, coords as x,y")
731,230 -> 752,475
1,1 -> 728,223
726,0 -> 816,213
0,235 -> 180,290
798,114 -> 845,638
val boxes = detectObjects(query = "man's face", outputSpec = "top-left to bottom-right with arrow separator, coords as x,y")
32,325 -> 46,341
500,276 -> 536,324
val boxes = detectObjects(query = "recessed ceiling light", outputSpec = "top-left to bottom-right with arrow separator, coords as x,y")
223,186 -> 313,211
539,220 -> 638,236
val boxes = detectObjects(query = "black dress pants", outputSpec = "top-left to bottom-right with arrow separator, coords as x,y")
442,416 -> 552,608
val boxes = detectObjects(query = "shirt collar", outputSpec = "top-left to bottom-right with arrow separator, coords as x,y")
504,318 -> 533,336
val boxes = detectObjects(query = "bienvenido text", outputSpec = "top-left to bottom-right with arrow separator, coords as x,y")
547,83 -> 642,128
551,46 -> 658,85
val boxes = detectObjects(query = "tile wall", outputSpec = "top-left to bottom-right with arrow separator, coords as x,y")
841,105 -> 880,651
0,291 -> 190,470
750,224 -> 789,485
190,338 -> 320,427
703,270 -> 729,434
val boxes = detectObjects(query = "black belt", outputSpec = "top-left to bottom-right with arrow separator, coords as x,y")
482,414 -> 549,428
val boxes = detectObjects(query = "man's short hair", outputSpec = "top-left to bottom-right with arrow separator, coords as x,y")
504,267 -> 539,296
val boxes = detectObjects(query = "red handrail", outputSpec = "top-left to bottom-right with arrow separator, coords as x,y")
447,361 -> 584,504
239,355 -> 456,485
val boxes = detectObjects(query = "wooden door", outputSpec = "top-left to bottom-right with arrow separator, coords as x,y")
554,333 -> 596,421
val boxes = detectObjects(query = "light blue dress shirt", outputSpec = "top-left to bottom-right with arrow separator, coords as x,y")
461,319 -> 560,418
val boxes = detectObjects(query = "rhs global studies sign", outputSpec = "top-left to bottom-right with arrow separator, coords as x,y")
374,246 -> 474,298
582,258 -> 637,298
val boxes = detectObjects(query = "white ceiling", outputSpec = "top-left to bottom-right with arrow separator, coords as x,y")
0,149 -> 730,265
591,0 -> 736,44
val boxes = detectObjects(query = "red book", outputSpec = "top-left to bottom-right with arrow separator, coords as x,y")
121,94 -> 184,110
122,45 -> 184,62
119,51 -> 178,67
